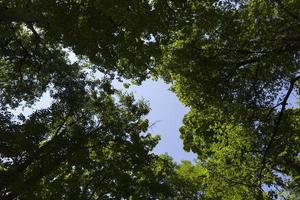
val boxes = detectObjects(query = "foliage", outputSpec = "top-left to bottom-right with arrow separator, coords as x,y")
158,0 -> 300,199
1,0 -> 300,199
0,71 -> 172,199
0,1 -> 180,199
0,0 -> 178,107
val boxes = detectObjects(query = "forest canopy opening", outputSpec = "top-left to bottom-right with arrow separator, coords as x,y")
0,0 -> 299,199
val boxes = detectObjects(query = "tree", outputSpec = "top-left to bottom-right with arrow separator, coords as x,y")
2,0 -> 300,199
1,71 -> 175,199
168,160 -> 205,200
158,0 -> 300,199
0,0 -> 179,107
0,1 -> 182,199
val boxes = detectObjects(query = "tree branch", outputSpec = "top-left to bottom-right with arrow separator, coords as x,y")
26,23 -> 42,41
257,75 -> 300,185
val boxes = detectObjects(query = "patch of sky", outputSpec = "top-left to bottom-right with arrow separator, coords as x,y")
113,78 -> 196,162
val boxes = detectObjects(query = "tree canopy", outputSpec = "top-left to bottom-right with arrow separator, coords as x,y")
1,0 -> 300,199
0,1 -> 176,199
158,0 -> 300,198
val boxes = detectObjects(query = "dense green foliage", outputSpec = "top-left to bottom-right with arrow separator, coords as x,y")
0,0 -> 204,199
1,0 -> 300,199
158,0 -> 300,199
0,1 -> 177,199
0,0 -> 173,107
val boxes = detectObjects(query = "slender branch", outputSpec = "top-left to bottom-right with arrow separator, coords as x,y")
265,101 -> 284,119
225,58 -> 260,83
235,58 -> 259,69
26,23 -> 41,41
16,40 -> 31,58
257,75 -> 300,185
53,120 -> 67,136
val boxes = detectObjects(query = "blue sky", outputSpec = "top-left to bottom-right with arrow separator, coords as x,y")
124,79 -> 196,162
